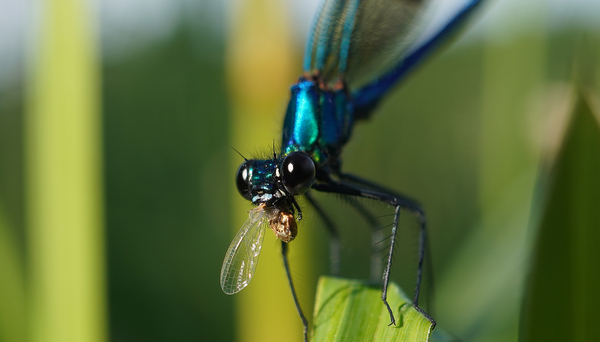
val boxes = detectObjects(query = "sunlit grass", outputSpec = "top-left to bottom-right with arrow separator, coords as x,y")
25,0 -> 106,341
312,277 -> 434,342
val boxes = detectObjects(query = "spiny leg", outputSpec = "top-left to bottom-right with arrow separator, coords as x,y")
413,212 -> 433,324
312,177 -> 435,327
342,176 -> 435,326
381,205 -> 401,325
339,173 -> 424,213
340,174 -> 431,317
281,241 -> 309,341
305,192 -> 340,276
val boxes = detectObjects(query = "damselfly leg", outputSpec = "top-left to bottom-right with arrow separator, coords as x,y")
281,241 -> 309,342
312,175 -> 435,327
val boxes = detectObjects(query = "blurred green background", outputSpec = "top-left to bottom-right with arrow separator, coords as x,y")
0,0 -> 599,341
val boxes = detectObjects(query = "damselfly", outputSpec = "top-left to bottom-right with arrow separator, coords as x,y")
221,0 -> 483,340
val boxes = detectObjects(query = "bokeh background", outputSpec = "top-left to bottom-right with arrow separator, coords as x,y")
0,0 -> 599,341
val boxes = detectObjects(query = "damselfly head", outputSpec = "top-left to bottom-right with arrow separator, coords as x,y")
235,151 -> 313,241
235,152 -> 315,206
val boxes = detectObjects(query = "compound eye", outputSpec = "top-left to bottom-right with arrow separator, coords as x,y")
236,161 -> 253,201
281,152 -> 315,195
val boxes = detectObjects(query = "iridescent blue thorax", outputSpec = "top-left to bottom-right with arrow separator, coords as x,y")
244,77 -> 355,208
281,77 -> 354,171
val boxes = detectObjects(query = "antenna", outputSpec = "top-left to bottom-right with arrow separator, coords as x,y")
231,147 -> 247,161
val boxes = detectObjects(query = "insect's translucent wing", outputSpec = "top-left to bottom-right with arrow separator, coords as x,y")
303,0 -> 430,89
352,0 -> 482,112
220,207 -> 268,295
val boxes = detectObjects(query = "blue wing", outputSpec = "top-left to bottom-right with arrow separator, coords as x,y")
303,0 -> 483,116
303,0 -> 429,90
352,0 -> 483,115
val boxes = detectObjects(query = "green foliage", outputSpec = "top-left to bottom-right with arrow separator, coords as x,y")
312,277 -> 433,341
520,91 -> 600,341
25,0 -> 106,341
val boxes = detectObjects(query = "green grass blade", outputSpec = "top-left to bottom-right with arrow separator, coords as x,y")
25,0 -> 106,341
520,90 -> 600,341
312,276 -> 434,342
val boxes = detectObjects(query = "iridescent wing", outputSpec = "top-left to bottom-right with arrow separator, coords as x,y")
303,0 -> 483,114
303,0 -> 430,90
220,207 -> 268,295
352,0 -> 482,113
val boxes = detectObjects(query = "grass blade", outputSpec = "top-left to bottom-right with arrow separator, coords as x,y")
520,90 -> 600,341
25,0 -> 106,341
312,276 -> 434,341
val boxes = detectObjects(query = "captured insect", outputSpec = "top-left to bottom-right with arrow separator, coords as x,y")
221,0 -> 483,340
